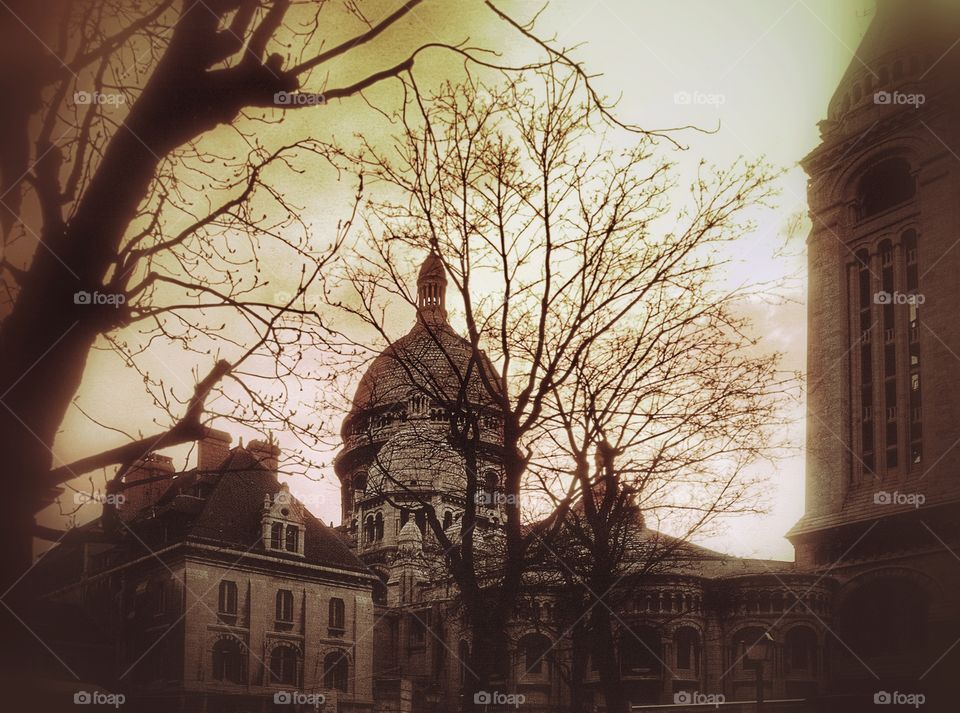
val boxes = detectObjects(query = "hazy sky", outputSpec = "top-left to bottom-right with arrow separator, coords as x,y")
44,0 -> 878,561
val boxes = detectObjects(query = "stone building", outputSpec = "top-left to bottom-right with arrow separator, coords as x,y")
27,435 -> 378,713
788,0 -> 960,708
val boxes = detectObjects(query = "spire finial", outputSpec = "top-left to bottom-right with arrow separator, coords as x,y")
416,248 -> 448,324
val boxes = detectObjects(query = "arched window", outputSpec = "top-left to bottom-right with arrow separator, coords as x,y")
442,511 -> 453,530
364,515 -> 374,544
518,633 -> 552,677
269,645 -> 299,685
323,651 -> 349,691
374,512 -> 384,540
218,580 -> 238,617
785,626 -> 818,674
212,637 -> 246,683
483,469 -> 498,492
675,627 -> 701,674
620,626 -> 662,677
858,158 -> 915,219
276,589 -> 294,623
329,598 -> 345,634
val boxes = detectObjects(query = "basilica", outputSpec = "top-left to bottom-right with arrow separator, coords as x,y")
21,2 -> 960,711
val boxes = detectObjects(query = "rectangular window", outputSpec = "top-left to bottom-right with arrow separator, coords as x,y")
276,589 -> 294,623
285,525 -> 299,553
329,598 -> 346,634
219,580 -> 238,616
270,522 -> 283,549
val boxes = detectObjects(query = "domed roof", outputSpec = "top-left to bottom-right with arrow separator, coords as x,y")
343,252 -> 501,435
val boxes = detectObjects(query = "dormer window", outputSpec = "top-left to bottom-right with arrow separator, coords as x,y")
262,484 -> 306,557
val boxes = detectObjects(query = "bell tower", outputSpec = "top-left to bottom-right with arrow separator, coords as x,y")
790,0 -> 960,563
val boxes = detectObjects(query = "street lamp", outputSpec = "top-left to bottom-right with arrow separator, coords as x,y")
743,631 -> 775,712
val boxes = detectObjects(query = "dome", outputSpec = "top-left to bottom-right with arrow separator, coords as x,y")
341,252 -> 501,438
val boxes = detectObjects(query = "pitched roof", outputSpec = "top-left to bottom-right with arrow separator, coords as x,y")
129,447 -> 367,573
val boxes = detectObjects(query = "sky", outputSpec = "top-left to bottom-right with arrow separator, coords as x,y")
40,0 -> 879,561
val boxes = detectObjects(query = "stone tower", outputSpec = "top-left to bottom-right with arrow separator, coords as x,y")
789,0 -> 960,705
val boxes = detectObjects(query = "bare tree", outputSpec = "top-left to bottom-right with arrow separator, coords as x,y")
537,281 -> 791,711
0,0 -> 578,593
332,60 -> 782,710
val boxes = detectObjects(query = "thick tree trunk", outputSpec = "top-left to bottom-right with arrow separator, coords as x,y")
592,606 -> 631,713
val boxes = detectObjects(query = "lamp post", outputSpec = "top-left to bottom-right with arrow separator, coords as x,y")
743,632 -> 775,712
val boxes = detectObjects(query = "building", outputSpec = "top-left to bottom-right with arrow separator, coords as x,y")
23,3 -> 960,711
26,435 -> 378,713
788,0 -> 960,708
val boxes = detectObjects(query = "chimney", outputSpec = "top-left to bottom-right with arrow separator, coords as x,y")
198,428 -> 232,471
248,439 -> 281,474
118,454 -> 175,522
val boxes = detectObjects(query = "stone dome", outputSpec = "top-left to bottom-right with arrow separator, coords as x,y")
341,252 -> 501,438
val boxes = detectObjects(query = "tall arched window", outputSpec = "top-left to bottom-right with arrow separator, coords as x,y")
269,645 -> 299,685
675,627 -> 701,674
323,651 -> 349,691
212,637 -> 246,683
374,512 -> 384,540
904,230 -> 923,466
442,511 -> 453,530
